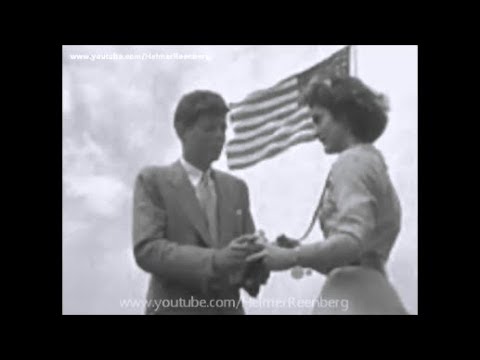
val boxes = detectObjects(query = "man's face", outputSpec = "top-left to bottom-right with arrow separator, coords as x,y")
182,112 -> 227,166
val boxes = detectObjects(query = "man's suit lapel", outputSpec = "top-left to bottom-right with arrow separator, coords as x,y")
213,170 -> 236,247
167,160 -> 213,247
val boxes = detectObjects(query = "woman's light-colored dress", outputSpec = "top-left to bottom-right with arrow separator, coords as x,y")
312,144 -> 408,315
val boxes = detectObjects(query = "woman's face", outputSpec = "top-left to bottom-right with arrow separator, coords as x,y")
310,105 -> 350,154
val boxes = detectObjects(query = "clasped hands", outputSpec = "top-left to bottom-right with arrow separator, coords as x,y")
213,232 -> 302,275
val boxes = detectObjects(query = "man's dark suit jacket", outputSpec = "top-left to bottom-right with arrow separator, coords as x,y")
133,160 -> 265,314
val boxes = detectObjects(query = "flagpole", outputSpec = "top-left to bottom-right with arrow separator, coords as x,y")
350,45 -> 358,77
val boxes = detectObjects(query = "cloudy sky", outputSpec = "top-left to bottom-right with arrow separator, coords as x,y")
62,45 -> 417,314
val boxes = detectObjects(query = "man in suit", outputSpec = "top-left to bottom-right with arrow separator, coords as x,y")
133,90 -> 269,314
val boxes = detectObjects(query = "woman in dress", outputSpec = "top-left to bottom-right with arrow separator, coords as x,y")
248,76 -> 408,315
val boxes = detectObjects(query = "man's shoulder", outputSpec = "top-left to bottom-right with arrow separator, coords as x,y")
213,169 -> 248,189
136,163 -> 177,184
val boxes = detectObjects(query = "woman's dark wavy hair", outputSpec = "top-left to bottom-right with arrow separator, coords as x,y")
300,76 -> 389,143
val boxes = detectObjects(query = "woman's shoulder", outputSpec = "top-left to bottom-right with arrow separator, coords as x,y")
331,144 -> 386,182
334,144 -> 379,169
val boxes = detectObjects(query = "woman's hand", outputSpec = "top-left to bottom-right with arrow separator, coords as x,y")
246,243 -> 298,271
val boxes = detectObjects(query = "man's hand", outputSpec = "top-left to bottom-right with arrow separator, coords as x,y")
275,234 -> 301,249
238,231 -> 270,297
241,260 -> 270,297
213,234 -> 262,273
246,242 -> 298,271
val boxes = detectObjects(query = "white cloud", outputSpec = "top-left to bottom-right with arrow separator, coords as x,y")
63,219 -> 89,240
65,174 -> 129,217
63,132 -> 129,217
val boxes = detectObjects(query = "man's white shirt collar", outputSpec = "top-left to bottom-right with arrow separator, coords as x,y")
180,157 -> 212,187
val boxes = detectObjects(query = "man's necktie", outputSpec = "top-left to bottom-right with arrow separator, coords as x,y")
196,172 -> 218,246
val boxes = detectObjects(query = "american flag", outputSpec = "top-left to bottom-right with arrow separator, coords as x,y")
226,46 -> 351,170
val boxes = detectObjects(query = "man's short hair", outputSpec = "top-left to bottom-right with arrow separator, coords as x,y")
174,90 -> 229,137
